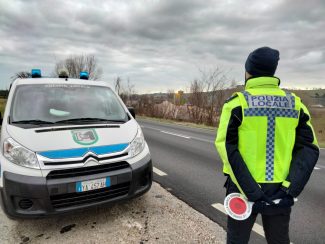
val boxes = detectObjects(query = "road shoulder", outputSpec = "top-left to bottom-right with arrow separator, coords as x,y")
0,182 -> 226,243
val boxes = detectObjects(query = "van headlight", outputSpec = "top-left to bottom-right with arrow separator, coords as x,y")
3,138 -> 40,169
129,128 -> 145,158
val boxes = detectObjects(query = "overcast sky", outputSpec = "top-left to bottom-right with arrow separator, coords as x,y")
0,0 -> 324,92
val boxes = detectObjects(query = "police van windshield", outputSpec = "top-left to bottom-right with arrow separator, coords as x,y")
10,84 -> 128,126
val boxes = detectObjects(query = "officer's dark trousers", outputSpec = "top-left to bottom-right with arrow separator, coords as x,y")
227,211 -> 291,244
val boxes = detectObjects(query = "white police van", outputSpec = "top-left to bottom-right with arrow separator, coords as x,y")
0,69 -> 152,218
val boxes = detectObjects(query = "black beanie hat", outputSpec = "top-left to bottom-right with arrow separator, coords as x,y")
245,47 -> 280,77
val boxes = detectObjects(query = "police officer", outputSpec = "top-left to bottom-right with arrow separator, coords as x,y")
215,47 -> 319,244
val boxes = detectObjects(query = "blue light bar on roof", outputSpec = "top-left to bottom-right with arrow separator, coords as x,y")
31,69 -> 41,78
80,71 -> 89,80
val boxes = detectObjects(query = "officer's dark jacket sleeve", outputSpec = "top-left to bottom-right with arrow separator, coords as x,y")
286,103 -> 320,197
215,95 -> 264,201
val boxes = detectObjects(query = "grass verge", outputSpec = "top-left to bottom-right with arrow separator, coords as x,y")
137,115 -> 216,131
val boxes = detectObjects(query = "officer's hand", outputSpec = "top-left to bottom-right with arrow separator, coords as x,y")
271,187 -> 295,208
252,201 -> 267,214
252,194 -> 274,214
270,187 -> 288,201
276,195 -> 294,208
259,194 -> 275,205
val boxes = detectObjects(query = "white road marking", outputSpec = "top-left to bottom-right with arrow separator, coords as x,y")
190,136 -> 215,143
153,167 -> 167,176
160,130 -> 191,139
252,223 -> 265,237
139,118 -> 215,132
141,125 -> 161,131
315,164 -> 325,169
142,124 -> 215,143
211,203 -> 226,214
314,167 -> 320,170
211,203 -> 265,237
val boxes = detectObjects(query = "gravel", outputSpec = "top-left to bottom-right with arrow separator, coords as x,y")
0,182 -> 226,243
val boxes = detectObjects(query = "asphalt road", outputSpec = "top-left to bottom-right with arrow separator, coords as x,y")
139,118 -> 325,244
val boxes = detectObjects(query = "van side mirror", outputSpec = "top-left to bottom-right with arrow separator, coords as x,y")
128,107 -> 135,119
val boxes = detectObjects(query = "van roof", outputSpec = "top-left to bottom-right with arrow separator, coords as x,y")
13,78 -> 111,87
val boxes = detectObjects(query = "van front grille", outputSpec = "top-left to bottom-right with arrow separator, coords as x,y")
50,182 -> 130,209
46,161 -> 130,179
43,153 -> 128,166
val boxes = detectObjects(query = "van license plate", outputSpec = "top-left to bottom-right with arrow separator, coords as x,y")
76,177 -> 111,193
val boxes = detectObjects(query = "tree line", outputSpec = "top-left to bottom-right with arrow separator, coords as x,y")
8,57 -> 246,126
8,54 -> 322,127
11,54 -> 102,81
126,68 -> 239,126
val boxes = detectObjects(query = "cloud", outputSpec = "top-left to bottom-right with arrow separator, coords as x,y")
0,0 -> 324,91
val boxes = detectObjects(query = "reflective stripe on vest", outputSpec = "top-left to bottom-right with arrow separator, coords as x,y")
242,91 -> 299,181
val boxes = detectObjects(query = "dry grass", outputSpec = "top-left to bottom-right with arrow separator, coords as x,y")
312,117 -> 325,148
310,108 -> 325,147
0,98 -> 6,115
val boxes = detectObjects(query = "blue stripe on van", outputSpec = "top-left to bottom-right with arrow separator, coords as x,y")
89,143 -> 129,155
38,143 -> 129,159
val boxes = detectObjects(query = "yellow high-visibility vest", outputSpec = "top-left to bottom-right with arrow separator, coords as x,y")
215,77 -> 318,195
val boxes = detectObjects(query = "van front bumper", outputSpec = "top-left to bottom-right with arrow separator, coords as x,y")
0,157 -> 152,218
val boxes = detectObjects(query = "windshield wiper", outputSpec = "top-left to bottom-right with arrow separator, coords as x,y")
12,120 -> 55,125
55,118 -> 126,124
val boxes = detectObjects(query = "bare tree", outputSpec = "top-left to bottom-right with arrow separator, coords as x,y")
166,89 -> 178,118
114,77 -> 122,95
54,54 -> 102,80
187,79 -> 205,124
136,94 -> 154,117
167,89 -> 175,102
114,77 -> 136,106
126,78 -> 135,104
119,78 -> 136,106
200,67 -> 228,125
11,71 -> 31,81
187,67 -> 229,125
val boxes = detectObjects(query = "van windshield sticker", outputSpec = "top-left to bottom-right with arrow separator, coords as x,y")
71,129 -> 99,145
49,109 -> 71,117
